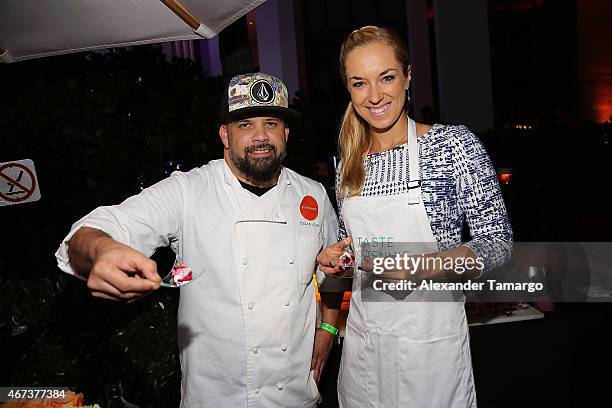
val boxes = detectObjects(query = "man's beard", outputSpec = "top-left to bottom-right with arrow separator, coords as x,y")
229,143 -> 286,182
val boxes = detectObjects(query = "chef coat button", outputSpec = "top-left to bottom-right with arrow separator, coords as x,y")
288,258 -> 294,264
280,344 -> 287,351
248,303 -> 253,310
242,258 -> 248,265
254,388 -> 260,395
252,347 -> 259,354
276,383 -> 284,390
286,180 -> 291,185
284,300 -> 290,307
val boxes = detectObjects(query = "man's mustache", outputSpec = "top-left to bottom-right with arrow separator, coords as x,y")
245,143 -> 277,154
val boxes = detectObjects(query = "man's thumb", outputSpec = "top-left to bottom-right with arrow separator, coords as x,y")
136,255 -> 161,283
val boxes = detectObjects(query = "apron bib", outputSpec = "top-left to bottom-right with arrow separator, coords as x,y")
337,118 -> 476,408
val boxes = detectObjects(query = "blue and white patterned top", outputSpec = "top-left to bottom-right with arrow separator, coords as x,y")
337,124 -> 513,271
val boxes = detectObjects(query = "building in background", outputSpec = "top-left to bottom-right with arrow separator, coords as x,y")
162,0 -> 610,131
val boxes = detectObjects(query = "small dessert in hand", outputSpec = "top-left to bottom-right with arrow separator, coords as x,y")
339,251 -> 355,269
171,262 -> 193,286
338,250 -> 355,278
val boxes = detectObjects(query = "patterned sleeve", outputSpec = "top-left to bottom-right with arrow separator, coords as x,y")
335,165 -> 348,241
452,127 -> 513,272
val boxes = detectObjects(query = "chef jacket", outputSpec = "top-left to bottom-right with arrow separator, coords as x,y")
56,159 -> 346,407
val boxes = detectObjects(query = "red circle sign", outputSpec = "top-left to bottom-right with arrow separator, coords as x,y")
0,162 -> 36,203
300,196 -> 319,221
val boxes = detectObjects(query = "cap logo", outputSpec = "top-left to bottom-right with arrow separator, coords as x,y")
251,80 -> 274,104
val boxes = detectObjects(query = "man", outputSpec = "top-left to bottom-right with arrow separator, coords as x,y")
55,73 -> 347,407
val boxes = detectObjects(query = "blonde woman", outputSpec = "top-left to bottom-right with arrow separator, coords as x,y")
317,26 -> 512,407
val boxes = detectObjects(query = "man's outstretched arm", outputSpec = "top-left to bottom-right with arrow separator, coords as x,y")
69,226 -> 161,301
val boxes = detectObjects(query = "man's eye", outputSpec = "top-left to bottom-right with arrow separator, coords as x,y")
266,121 -> 278,127
238,123 -> 250,129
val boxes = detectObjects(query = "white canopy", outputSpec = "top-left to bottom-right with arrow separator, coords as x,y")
0,0 -> 267,63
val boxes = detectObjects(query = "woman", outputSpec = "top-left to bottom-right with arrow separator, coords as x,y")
317,26 -> 512,407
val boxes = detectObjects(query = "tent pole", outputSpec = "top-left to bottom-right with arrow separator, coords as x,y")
161,0 -> 199,30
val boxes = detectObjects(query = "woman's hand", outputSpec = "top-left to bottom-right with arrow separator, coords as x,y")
316,237 -> 353,276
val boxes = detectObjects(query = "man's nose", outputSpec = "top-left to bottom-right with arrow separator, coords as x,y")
252,123 -> 270,142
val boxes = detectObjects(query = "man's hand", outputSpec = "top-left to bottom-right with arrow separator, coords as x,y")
69,227 -> 161,302
316,237 -> 353,277
311,328 -> 334,384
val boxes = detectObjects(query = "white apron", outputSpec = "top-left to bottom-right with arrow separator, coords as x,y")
337,118 -> 476,408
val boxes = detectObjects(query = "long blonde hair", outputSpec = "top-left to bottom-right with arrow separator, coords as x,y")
338,26 -> 411,197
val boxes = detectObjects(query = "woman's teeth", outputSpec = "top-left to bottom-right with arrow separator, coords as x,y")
369,103 -> 390,116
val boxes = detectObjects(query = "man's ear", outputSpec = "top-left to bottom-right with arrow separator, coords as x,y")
219,124 -> 230,149
284,126 -> 289,142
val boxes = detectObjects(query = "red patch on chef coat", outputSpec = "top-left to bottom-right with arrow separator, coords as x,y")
300,196 -> 319,220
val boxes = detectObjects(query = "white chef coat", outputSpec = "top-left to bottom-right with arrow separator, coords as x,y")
55,158 -> 346,408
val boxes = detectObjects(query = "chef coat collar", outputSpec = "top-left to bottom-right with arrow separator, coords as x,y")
222,159 -> 289,223
222,157 -> 287,188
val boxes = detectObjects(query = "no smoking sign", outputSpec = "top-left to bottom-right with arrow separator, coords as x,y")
0,159 -> 41,206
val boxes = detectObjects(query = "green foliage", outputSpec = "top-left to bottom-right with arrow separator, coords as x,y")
0,45 -> 225,407
3,273 -> 181,406
2,45 -> 224,207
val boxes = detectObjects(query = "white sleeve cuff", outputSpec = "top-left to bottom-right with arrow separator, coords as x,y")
54,211 -> 131,280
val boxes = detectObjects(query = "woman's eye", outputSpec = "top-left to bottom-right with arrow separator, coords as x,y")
351,81 -> 365,88
382,75 -> 395,82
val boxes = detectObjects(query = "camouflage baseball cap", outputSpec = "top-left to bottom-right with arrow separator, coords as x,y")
220,72 -> 299,125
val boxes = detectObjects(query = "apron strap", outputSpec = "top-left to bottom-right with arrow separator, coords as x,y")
407,117 -> 421,205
